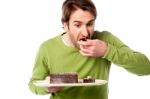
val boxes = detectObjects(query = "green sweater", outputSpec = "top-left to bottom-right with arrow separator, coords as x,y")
29,31 -> 150,99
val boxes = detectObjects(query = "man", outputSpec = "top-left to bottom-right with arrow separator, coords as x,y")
28,0 -> 150,99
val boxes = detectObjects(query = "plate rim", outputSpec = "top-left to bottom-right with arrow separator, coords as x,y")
33,79 -> 107,87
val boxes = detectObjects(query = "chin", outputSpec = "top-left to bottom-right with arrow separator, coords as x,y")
76,45 -> 80,49
74,42 -> 80,49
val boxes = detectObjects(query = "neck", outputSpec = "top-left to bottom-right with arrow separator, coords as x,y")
61,33 -> 75,47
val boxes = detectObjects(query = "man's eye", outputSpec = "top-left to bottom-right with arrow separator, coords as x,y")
74,24 -> 81,28
87,23 -> 94,26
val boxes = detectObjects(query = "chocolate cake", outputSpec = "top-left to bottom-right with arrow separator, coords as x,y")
50,72 -> 78,83
83,76 -> 95,83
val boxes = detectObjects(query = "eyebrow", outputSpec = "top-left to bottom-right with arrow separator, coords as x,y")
73,19 -> 95,24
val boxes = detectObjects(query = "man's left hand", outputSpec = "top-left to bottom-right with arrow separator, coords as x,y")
77,39 -> 108,57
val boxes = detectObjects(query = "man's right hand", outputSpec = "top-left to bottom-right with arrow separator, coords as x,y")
45,76 -> 62,93
48,87 -> 62,93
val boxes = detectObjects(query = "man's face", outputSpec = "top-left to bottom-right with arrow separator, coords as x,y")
64,8 -> 95,48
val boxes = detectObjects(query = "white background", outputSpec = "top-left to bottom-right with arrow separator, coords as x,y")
0,0 -> 150,99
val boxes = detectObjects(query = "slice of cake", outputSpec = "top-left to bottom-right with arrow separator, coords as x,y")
50,72 -> 78,83
83,76 -> 95,83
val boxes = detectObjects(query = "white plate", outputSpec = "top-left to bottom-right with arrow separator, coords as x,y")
33,79 -> 107,87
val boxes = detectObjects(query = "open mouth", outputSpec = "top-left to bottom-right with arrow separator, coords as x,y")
79,37 -> 89,41
80,38 -> 87,41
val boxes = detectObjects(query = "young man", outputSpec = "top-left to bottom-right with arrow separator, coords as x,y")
28,0 -> 150,99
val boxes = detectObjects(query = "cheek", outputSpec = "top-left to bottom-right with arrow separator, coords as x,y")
86,28 -> 94,38
70,28 -> 81,40
89,27 -> 94,32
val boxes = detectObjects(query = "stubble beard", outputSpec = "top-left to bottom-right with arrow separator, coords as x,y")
68,32 -> 80,49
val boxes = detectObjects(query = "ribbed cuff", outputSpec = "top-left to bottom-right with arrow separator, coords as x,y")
102,43 -> 116,61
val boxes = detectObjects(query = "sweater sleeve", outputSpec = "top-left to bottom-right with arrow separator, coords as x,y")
102,31 -> 150,75
28,43 -> 50,95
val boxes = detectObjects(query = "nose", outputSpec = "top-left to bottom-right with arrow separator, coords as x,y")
81,26 -> 89,38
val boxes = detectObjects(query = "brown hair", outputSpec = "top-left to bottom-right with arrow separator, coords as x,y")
61,0 -> 97,24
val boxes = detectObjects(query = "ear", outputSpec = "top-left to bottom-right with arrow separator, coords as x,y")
63,22 -> 69,32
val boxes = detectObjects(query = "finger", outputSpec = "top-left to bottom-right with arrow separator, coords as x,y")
48,87 -> 62,93
45,76 -> 50,81
79,50 -> 93,57
79,45 -> 92,53
79,45 -> 95,56
77,40 -> 93,46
